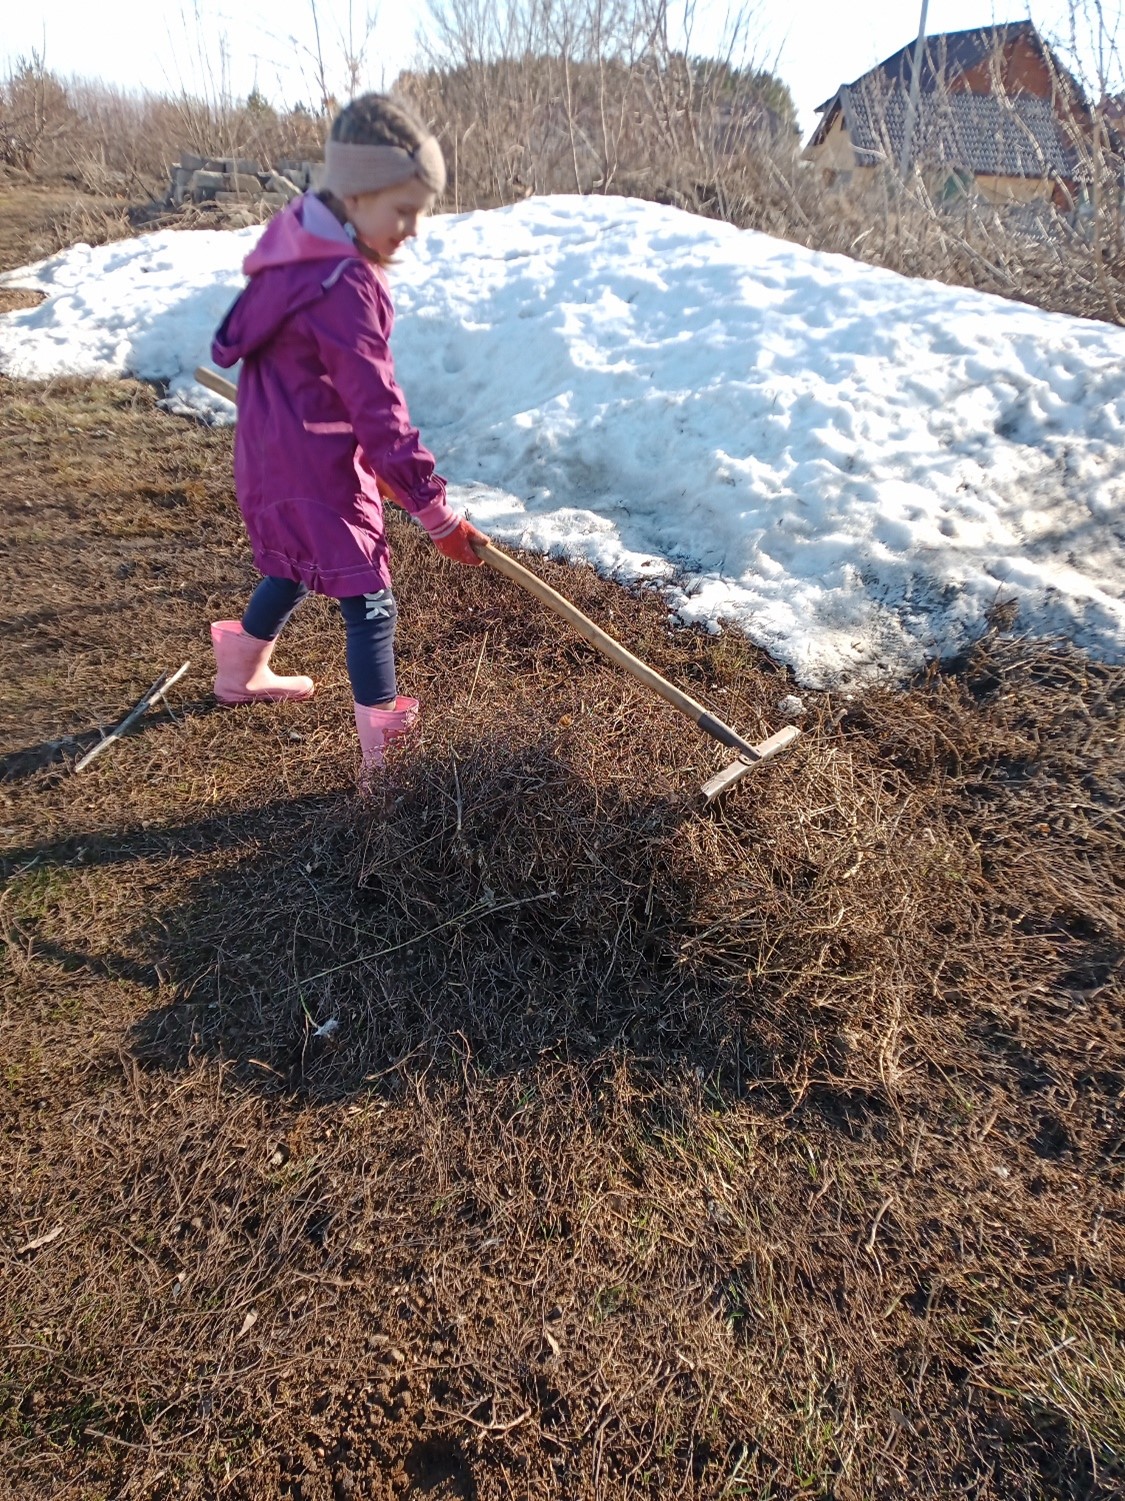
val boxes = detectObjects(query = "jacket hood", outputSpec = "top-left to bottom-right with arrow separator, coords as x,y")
212,194 -> 361,365
242,192 -> 360,274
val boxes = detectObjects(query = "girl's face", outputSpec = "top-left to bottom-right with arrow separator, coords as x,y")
344,177 -> 436,261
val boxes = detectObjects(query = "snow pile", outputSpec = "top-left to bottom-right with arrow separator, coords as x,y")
2,196 -> 1123,685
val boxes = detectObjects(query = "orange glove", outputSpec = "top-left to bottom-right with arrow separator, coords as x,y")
432,516 -> 487,567
396,491 -> 487,566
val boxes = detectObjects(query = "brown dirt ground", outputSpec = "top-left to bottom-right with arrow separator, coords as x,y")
0,185 -> 131,274
0,199 -> 1122,1501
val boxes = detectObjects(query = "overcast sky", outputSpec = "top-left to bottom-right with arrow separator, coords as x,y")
5,2 -> 1123,137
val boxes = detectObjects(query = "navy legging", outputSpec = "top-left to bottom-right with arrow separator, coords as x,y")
241,576 -> 398,707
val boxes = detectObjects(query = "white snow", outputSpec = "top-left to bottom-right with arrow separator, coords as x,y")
2,195 -> 1123,686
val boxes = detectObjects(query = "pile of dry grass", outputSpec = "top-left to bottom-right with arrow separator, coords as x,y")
125,590 -> 1124,1117
2,372 -> 1121,1496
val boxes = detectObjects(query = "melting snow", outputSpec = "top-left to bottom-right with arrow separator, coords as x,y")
2,195 -> 1122,685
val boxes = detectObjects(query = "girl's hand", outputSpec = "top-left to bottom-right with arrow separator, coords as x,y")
433,516 -> 487,567
409,495 -> 486,565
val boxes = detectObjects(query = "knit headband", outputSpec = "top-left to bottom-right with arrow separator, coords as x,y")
319,136 -> 446,198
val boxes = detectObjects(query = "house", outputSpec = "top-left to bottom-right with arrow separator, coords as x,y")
803,21 -> 1087,207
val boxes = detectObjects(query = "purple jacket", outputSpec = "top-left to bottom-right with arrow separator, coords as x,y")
212,194 -> 455,596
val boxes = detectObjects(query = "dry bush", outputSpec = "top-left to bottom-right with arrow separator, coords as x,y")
0,52 -> 77,174
402,0 -> 797,212
728,153 -> 1125,325
0,60 -> 326,196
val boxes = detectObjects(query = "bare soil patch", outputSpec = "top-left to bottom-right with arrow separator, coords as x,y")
0,185 -> 1122,1499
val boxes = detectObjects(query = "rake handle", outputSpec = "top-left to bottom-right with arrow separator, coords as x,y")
474,540 -> 770,761
191,367 -> 776,765
195,365 -> 237,402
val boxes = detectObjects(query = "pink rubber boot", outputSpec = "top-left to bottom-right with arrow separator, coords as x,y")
210,621 -> 315,705
354,696 -> 420,773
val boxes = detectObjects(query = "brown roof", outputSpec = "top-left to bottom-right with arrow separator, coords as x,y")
809,21 -> 1081,179
831,83 -> 1075,177
815,21 -> 1063,113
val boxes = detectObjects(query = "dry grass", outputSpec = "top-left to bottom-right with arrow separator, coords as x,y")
0,364 -> 1122,1500
0,185 -> 137,273
0,184 -> 286,285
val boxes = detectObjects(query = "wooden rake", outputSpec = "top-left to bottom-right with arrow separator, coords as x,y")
194,366 -> 799,802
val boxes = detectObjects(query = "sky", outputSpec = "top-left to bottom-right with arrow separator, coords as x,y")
4,2 -> 1124,138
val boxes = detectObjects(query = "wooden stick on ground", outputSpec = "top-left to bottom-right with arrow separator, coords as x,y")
74,662 -> 190,772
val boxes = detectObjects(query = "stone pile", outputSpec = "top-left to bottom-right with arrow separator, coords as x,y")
168,153 -> 319,210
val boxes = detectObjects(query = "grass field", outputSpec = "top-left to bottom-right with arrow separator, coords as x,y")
1,188 -> 1122,1501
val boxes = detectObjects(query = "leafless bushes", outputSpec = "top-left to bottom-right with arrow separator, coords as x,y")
5,3 -> 1125,325
0,57 -> 324,195
787,14 -> 1125,323
397,0 -> 1125,324
758,158 -> 1125,324
399,0 -> 796,212
0,53 -> 77,176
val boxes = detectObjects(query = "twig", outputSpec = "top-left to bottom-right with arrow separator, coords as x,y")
433,1403 -> 532,1435
451,753 -> 464,836
864,1197 -> 895,1253
296,890 -> 558,987
82,1428 -> 154,1453
74,662 -> 190,772
466,630 -> 489,706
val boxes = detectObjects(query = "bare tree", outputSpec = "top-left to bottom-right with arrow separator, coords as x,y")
0,51 -> 73,171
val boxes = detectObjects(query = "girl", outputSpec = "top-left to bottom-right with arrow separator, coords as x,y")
210,93 -> 486,771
